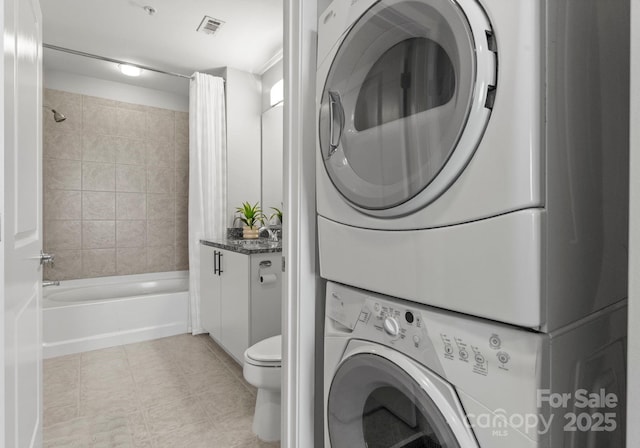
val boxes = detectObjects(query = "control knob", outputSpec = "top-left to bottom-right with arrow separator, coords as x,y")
383,317 -> 400,337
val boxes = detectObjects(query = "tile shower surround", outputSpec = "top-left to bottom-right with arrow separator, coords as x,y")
43,89 -> 189,280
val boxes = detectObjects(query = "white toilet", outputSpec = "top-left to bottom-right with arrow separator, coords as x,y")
243,334 -> 282,442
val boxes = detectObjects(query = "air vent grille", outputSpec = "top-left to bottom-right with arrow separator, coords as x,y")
197,16 -> 224,35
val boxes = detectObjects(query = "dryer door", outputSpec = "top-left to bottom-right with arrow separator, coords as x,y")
327,345 -> 478,448
319,0 -> 496,217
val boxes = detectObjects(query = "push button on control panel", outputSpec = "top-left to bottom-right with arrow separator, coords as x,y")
497,351 -> 510,364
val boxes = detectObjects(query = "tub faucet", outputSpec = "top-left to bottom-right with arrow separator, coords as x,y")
42,280 -> 60,287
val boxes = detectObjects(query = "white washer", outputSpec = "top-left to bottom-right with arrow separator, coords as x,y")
316,0 -> 629,331
324,282 -> 627,448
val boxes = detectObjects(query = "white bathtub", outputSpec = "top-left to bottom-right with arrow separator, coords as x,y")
43,271 -> 189,359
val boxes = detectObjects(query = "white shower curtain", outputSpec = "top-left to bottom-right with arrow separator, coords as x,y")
188,73 -> 227,335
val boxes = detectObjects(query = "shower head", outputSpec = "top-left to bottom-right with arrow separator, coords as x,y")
43,106 -> 67,123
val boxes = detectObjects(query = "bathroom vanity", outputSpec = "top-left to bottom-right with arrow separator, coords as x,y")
199,239 -> 282,363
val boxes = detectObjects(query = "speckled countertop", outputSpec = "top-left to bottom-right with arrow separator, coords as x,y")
200,238 -> 282,255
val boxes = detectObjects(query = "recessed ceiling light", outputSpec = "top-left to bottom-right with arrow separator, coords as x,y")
118,64 -> 142,77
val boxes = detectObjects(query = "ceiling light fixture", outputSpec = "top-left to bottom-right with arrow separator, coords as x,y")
118,64 -> 142,77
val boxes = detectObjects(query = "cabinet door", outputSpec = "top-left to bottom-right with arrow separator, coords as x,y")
200,245 -> 221,339
219,249 -> 250,363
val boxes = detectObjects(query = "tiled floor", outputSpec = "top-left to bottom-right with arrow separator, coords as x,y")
43,334 -> 280,448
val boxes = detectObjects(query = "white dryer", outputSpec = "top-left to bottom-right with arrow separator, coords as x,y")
323,282 -> 627,448
316,0 -> 629,331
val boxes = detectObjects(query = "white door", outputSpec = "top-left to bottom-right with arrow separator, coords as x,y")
2,0 -> 44,445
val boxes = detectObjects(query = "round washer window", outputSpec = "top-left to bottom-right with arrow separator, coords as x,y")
319,0 -> 485,213
328,354 -> 462,448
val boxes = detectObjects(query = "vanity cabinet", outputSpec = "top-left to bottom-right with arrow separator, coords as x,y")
200,244 -> 282,363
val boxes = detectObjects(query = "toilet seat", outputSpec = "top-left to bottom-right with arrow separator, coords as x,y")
244,335 -> 282,367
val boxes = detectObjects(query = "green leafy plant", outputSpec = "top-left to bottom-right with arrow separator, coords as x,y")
234,202 -> 265,228
270,207 -> 283,225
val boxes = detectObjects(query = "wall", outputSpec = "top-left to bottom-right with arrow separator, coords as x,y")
224,67 -> 262,226
43,88 -> 189,280
44,69 -> 189,112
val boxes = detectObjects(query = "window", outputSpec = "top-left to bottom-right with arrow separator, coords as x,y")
270,79 -> 284,106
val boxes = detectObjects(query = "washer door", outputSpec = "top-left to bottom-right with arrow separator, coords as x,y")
327,348 -> 478,448
319,0 -> 495,217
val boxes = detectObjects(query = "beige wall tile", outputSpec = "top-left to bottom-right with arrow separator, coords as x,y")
116,165 -> 147,192
44,131 -> 82,160
82,162 -> 115,191
146,109 -> 175,142
43,90 -> 189,279
175,243 -> 189,271
147,220 -> 175,247
45,221 -> 82,250
175,112 -> 188,145
82,221 -> 116,249
175,168 -> 188,197
175,140 -> 189,170
147,194 -> 175,221
116,139 -> 145,166
82,133 -> 117,163
83,95 -> 119,108
82,192 -> 116,220
145,141 -> 174,168
44,159 -> 82,190
116,250 -> 147,274
44,89 -> 83,134
116,221 -> 146,248
83,104 -> 118,136
116,193 -> 146,220
175,218 -> 188,247
82,249 -> 116,278
117,108 -> 146,139
175,196 -> 188,220
147,246 -> 175,273
44,190 -> 82,220
147,166 -> 175,194
43,250 -> 83,281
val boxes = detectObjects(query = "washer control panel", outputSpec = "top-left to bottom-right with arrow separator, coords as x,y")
326,281 -> 541,382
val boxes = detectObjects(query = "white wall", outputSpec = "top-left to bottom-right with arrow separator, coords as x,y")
44,68 -> 189,112
225,67 -> 262,226
628,0 -> 639,445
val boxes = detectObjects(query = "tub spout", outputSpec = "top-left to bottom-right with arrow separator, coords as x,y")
43,280 -> 60,287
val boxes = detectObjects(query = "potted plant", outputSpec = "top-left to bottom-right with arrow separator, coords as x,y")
270,206 -> 283,225
235,201 -> 265,239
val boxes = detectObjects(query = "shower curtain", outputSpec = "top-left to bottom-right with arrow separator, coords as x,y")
188,73 -> 227,335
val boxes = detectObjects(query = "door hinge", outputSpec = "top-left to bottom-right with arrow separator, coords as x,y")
281,256 -> 286,272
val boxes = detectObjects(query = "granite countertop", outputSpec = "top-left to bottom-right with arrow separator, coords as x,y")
200,238 -> 282,255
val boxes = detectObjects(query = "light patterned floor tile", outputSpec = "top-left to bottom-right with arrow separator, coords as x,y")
43,334 -> 279,447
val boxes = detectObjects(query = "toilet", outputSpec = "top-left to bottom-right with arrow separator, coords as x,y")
243,334 -> 282,442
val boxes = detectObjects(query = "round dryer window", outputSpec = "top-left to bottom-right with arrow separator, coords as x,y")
319,0 -> 496,216
327,353 -> 470,448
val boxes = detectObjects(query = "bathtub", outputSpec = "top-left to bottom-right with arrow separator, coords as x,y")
43,271 -> 189,359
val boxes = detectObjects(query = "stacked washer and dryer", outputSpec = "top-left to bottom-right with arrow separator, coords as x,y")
316,0 -> 629,447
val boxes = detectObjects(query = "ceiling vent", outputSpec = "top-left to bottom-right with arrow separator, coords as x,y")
197,16 -> 224,36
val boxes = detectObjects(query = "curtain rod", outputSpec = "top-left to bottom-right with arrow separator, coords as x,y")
43,44 -> 193,80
